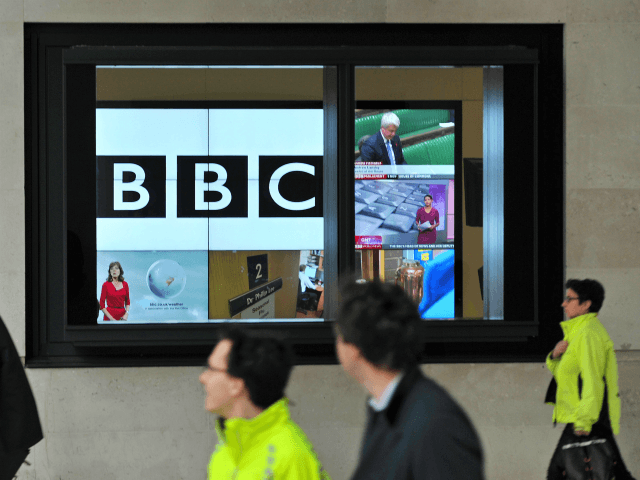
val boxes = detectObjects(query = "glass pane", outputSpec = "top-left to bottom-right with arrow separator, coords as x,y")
94,66 -> 325,324
354,66 -> 503,320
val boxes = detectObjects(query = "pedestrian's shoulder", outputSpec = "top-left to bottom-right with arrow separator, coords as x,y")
411,373 -> 457,404
265,418 -> 329,477
411,374 -> 481,441
268,418 -> 319,458
405,373 -> 473,422
578,317 -> 613,345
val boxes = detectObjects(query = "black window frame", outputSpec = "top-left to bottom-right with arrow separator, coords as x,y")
25,23 -> 564,366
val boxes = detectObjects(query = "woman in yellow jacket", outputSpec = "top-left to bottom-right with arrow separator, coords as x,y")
546,279 -> 635,480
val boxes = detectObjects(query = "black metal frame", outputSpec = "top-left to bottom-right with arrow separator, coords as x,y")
24,23 -> 565,366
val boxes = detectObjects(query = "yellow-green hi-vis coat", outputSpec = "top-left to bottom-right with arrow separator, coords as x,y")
546,312 -> 621,434
208,398 -> 331,480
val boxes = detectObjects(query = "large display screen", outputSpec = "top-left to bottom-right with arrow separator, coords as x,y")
354,107 -> 457,319
96,107 -> 326,323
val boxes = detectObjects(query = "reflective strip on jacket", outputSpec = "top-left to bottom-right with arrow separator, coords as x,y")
545,312 -> 620,434
208,398 -> 330,480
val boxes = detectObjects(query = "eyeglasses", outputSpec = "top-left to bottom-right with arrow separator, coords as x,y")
564,296 -> 580,303
203,364 -> 227,374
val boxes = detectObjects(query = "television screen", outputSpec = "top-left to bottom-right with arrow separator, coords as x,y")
96,107 -> 326,323
354,107 -> 458,319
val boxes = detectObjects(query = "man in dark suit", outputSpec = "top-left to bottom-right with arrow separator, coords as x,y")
334,281 -> 484,480
359,112 -> 407,165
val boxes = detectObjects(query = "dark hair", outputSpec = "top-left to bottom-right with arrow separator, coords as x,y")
106,261 -> 125,282
336,280 -> 421,370
220,327 -> 293,409
424,194 -> 433,201
565,278 -> 605,313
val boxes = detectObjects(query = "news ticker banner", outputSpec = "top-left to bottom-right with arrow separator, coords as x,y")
354,238 -> 456,250
354,164 -> 454,178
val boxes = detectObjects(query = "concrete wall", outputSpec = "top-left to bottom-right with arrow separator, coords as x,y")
1,0 -> 639,478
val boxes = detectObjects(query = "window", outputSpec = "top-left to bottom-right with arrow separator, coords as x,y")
25,24 -> 564,365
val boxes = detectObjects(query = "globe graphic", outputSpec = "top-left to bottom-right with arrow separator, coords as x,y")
146,259 -> 187,299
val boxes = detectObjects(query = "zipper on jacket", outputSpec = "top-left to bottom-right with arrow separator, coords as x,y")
232,430 -> 243,479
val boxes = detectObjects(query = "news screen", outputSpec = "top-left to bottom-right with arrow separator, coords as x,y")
354,108 -> 456,319
96,107 -> 325,324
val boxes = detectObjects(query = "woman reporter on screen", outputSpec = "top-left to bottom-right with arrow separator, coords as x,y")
416,194 -> 440,245
99,261 -> 130,321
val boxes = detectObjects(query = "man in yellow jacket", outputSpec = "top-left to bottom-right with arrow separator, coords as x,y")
546,279 -> 636,480
199,328 -> 330,480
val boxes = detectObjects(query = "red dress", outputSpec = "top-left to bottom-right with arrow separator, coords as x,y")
415,207 -> 439,244
99,281 -> 130,321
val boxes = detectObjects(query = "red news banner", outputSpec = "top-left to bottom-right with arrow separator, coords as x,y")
355,174 -> 388,180
355,236 -> 382,249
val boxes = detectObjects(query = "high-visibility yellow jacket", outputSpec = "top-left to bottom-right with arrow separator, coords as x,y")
208,398 -> 330,480
546,312 -> 620,434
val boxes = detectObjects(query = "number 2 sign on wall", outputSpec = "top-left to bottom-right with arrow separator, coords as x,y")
247,254 -> 269,289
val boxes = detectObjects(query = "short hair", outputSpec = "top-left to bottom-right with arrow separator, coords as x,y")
381,112 -> 400,129
299,264 -> 307,272
565,279 -> 605,313
106,261 -> 125,282
424,194 -> 433,200
220,328 -> 293,409
336,280 -> 421,370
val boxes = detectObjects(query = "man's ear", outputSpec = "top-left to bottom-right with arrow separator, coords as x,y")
343,340 -> 364,364
228,376 -> 245,398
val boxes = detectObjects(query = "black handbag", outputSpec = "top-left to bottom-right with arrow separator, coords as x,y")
545,377 -> 558,404
561,437 -> 616,480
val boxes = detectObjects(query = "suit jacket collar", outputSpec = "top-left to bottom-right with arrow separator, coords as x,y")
377,131 -> 400,164
374,366 -> 421,425
375,131 -> 390,164
378,130 -> 400,145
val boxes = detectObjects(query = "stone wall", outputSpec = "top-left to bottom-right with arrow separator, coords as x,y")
1,1 -> 639,478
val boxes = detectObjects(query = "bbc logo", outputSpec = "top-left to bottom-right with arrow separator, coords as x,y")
96,156 -> 323,219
